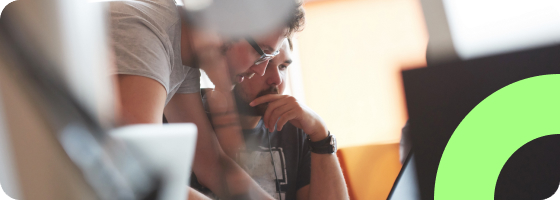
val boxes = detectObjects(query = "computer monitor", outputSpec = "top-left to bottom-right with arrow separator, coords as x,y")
402,44 -> 560,199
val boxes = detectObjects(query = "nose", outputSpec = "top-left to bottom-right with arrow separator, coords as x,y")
266,66 -> 282,86
250,60 -> 269,76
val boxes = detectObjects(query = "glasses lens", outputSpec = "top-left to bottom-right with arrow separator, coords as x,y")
247,37 -> 280,66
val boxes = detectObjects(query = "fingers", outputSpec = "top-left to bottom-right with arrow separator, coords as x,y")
250,94 -> 285,107
263,96 -> 297,131
266,101 -> 298,131
276,110 -> 298,131
262,96 -> 290,130
266,102 -> 294,129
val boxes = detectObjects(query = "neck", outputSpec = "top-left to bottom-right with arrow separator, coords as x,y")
239,115 -> 262,130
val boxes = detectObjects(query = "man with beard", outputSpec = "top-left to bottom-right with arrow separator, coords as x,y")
229,39 -> 349,200
110,0 -> 305,199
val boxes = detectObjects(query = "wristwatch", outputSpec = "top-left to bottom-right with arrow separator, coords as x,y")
307,132 -> 337,154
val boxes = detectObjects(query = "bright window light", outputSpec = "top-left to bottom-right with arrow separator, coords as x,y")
443,0 -> 560,59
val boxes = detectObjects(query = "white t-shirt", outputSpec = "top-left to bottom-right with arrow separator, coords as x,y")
109,0 -> 200,105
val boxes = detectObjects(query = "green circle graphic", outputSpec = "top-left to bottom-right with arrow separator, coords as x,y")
434,74 -> 560,199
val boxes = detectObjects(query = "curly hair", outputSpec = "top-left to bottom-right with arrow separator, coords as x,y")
285,1 -> 305,38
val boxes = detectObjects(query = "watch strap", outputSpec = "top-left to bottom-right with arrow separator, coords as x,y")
307,132 -> 337,154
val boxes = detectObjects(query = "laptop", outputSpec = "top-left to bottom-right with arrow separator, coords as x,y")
387,152 -> 420,200
390,0 -> 560,198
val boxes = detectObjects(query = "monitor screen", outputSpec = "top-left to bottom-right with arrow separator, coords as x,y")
388,154 -> 421,200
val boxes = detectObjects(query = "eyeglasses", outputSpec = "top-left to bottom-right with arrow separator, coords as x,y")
246,37 -> 280,66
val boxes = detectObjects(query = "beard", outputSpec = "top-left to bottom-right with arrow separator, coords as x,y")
234,86 -> 279,116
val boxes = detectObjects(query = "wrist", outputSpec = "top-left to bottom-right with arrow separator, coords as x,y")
308,128 -> 329,142
307,131 -> 337,154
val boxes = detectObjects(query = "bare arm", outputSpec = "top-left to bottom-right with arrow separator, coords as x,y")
117,75 -> 167,125
251,94 -> 349,200
194,50 -> 248,160
296,134 -> 349,200
164,92 -> 273,200
117,75 -> 212,200
202,90 -> 247,159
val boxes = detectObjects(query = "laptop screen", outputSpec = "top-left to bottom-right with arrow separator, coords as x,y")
388,153 -> 421,200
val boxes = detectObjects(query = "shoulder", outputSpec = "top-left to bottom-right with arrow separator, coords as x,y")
108,0 -> 181,94
109,0 -> 180,29
109,0 -> 178,14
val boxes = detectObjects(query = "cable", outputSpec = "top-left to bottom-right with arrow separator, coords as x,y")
267,130 -> 282,200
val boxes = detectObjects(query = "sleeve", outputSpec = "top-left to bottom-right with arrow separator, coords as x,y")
110,3 -> 171,93
296,129 -> 312,190
176,67 -> 201,94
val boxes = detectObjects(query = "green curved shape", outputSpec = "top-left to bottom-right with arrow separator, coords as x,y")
434,74 -> 560,200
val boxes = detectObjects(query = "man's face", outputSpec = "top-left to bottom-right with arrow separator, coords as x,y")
223,29 -> 287,85
234,39 -> 292,116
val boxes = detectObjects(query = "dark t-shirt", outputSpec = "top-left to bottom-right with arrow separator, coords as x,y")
240,120 -> 311,200
190,119 -> 311,200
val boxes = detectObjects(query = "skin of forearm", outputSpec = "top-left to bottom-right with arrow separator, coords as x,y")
206,90 -> 247,160
209,112 -> 246,159
308,153 -> 350,200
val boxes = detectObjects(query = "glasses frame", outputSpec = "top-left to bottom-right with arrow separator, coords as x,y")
246,37 -> 280,66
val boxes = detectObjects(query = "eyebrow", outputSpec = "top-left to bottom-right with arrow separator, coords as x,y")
284,59 -> 293,64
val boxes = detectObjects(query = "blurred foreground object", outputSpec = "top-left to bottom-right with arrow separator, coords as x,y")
181,0 -> 295,37
110,124 -> 197,200
0,0 -> 165,199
